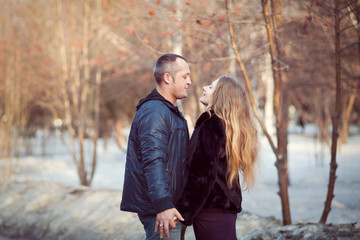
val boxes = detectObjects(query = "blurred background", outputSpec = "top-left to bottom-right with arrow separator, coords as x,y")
0,2 -> 360,238
0,0 -> 359,190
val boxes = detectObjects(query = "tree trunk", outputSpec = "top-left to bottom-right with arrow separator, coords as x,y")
227,0 -> 291,224
184,25 -> 203,124
319,0 -> 341,224
116,119 -> 125,149
262,53 -> 275,136
340,91 -> 356,144
1,1 -> 22,181
89,0 -> 103,185
77,0 -> 91,186
54,0 -> 99,186
262,0 -> 291,225
173,0 -> 185,113
339,0 -> 360,141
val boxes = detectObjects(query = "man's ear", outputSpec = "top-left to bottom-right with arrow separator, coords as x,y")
163,73 -> 172,84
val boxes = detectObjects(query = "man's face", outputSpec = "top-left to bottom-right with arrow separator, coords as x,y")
169,58 -> 191,100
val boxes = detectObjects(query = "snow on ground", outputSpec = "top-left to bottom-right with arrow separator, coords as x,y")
4,124 -> 360,227
2,181 -> 358,240
243,133 -> 360,225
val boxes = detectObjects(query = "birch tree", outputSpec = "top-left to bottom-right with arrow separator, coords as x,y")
45,0 -> 104,186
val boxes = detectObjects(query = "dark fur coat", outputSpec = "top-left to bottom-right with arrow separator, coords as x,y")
175,111 -> 242,226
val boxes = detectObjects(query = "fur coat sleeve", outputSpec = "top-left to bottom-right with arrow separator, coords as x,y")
175,112 -> 227,226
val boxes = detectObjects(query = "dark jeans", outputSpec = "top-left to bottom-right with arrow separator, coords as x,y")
193,212 -> 237,240
138,214 -> 186,240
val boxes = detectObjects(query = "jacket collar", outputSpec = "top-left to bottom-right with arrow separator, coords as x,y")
136,88 -> 184,118
194,110 -> 215,129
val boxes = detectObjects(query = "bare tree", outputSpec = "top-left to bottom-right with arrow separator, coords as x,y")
0,0 -> 34,180
339,0 -> 360,143
225,0 -> 277,155
41,0 -> 105,186
319,0 -> 342,224
260,0 -> 291,225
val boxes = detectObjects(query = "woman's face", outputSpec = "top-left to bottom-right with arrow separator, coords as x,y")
199,79 -> 219,106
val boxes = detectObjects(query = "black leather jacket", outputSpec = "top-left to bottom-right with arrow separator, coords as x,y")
121,89 -> 189,216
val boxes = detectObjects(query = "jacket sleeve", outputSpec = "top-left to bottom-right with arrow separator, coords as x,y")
176,117 -> 225,226
138,106 -> 174,213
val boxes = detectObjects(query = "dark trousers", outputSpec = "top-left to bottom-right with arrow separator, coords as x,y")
193,212 -> 237,240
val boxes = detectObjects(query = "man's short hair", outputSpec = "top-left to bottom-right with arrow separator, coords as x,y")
154,53 -> 188,84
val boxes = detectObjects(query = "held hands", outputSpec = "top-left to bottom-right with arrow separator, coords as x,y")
154,208 -> 184,239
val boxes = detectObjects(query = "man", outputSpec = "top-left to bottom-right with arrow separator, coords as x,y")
121,53 -> 191,239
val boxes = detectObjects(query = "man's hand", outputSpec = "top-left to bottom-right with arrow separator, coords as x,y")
154,208 -> 184,239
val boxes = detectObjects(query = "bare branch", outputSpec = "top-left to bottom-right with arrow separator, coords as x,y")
225,0 -> 277,156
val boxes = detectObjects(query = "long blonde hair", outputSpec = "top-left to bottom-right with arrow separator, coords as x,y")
208,76 -> 259,190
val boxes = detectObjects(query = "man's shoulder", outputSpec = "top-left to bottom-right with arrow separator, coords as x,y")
138,99 -> 171,113
135,100 -> 171,121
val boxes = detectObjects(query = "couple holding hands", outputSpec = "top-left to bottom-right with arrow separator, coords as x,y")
121,53 -> 259,240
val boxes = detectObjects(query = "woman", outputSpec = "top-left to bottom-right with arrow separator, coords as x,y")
176,76 -> 259,240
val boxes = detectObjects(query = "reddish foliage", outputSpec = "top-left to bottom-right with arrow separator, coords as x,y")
93,56 -> 100,66
185,2 -> 191,5
107,17 -> 118,23
217,16 -> 226,23
101,0 -> 107,7
149,10 -> 156,16
171,15 -> 179,22
106,7 -> 114,14
324,19 -> 329,27
125,27 -> 135,35
201,19 -> 212,26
